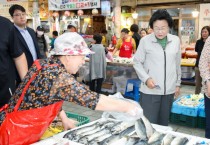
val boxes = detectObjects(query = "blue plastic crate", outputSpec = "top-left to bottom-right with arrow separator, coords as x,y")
198,103 -> 206,118
171,95 -> 203,117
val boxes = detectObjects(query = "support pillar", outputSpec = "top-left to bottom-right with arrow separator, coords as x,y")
113,0 -> 121,39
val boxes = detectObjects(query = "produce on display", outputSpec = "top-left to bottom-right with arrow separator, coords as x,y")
177,94 -> 204,107
112,56 -> 133,64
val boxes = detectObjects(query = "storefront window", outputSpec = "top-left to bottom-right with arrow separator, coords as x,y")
181,8 -> 195,17
136,8 -> 150,17
181,19 -> 196,44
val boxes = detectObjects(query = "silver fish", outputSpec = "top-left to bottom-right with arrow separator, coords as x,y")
135,118 -> 147,141
80,126 -> 101,136
141,115 -> 155,138
170,137 -> 188,145
88,133 -> 112,145
147,131 -> 165,144
134,140 -> 149,145
101,121 -> 116,129
79,128 -> 111,144
161,134 -> 175,145
75,124 -> 99,135
125,137 -> 140,145
100,126 -> 135,145
111,121 -> 135,135
99,134 -> 121,145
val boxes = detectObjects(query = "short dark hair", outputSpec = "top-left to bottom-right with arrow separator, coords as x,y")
130,24 -> 139,33
36,26 -> 44,31
149,9 -> 173,29
200,26 -> 210,40
121,28 -> 130,34
140,28 -> 148,34
93,34 -> 102,44
67,24 -> 76,30
9,4 -> 26,17
52,31 -> 58,36
101,29 -> 107,34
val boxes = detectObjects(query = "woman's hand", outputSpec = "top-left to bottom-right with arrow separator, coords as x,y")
59,110 -> 78,130
61,118 -> 78,131
174,86 -> 180,99
146,78 -> 156,89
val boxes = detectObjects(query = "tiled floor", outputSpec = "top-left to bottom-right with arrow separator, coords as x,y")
62,84 -> 206,138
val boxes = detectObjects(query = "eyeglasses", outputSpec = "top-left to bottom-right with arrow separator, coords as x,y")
153,27 -> 169,33
13,13 -> 27,17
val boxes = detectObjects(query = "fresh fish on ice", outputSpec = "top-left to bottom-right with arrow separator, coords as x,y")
161,134 -> 175,145
141,115 -> 155,138
135,118 -> 147,141
111,121 -> 135,135
170,137 -> 188,145
147,131 -> 165,144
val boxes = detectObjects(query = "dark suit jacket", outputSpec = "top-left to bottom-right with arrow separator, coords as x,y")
14,26 -> 41,68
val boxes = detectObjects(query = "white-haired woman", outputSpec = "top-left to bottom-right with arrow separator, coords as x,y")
0,32 -> 142,144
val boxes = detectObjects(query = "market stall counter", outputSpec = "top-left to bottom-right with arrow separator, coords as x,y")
32,117 -> 210,145
80,57 -> 138,94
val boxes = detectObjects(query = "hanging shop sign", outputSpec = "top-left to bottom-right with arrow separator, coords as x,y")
136,0 -> 199,5
39,0 -> 49,19
48,0 -> 100,11
0,2 -> 29,19
0,0 -> 27,2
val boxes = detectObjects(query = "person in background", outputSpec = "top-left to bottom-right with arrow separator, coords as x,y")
133,9 -> 181,126
67,24 -> 77,32
130,24 -> 141,49
195,26 -> 210,94
89,34 -> 107,93
50,30 -> 58,50
147,28 -> 153,34
36,26 -> 48,59
0,32 -> 143,144
9,4 -> 41,85
0,16 -> 28,108
199,36 -> 210,139
139,28 -> 148,38
112,28 -> 136,58
100,29 -> 108,47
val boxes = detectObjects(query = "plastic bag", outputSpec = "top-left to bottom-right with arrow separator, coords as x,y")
102,92 -> 143,122
0,101 -> 63,145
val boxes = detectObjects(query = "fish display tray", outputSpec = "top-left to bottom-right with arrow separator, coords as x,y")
171,95 -> 202,117
197,117 -> 206,129
65,112 -> 90,127
170,113 -> 197,127
198,103 -> 206,118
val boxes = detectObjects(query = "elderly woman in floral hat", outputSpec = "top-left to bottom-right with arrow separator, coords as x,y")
0,32 -> 142,145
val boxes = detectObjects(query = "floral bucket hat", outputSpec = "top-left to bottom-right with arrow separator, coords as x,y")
51,32 -> 94,55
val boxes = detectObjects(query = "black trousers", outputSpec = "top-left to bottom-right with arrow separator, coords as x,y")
205,94 -> 210,139
140,92 -> 174,126
89,78 -> 104,93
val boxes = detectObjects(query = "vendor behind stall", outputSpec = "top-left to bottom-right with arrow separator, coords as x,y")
112,28 -> 136,58
0,32 -> 142,145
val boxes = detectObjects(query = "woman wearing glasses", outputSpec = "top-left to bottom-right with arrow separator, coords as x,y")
133,9 -> 181,126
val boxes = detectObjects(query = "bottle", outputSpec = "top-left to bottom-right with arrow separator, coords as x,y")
112,34 -> 117,45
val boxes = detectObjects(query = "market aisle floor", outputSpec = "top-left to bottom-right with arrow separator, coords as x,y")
62,84 -> 205,138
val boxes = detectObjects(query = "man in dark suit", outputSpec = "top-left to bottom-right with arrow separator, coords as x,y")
9,4 -> 41,69
0,16 -> 28,107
